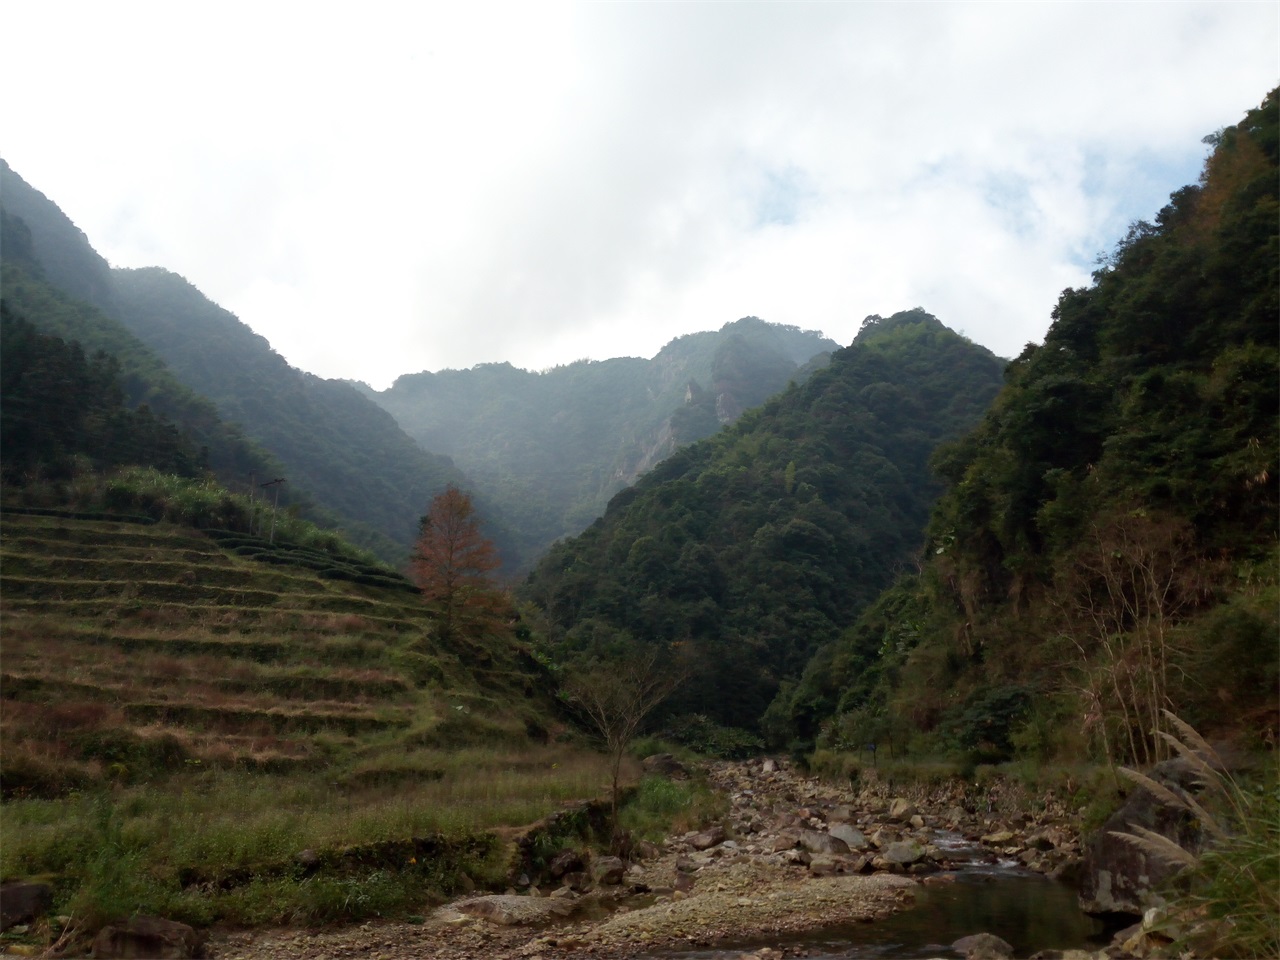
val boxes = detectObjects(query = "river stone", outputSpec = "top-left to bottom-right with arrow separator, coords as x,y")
887,798 -> 916,821
90,916 -> 204,958
953,932 -> 1015,958
808,855 -> 840,877
766,833 -> 797,853
882,840 -> 925,865
828,823 -> 867,850
798,829 -> 850,855
548,849 -> 584,878
690,825 -> 727,850
761,758 -> 777,773
981,830 -> 1016,845
591,856 -> 626,885
454,895 -> 575,926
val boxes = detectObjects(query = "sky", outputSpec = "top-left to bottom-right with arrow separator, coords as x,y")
2,3 -> 1276,389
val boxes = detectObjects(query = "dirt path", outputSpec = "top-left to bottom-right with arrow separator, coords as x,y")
209,758 -> 1080,959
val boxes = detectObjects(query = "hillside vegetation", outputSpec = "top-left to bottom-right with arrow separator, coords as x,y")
0,507 -> 612,926
520,310 -> 1006,731
772,88 -> 1279,764
371,317 -> 838,563
0,161 -> 507,565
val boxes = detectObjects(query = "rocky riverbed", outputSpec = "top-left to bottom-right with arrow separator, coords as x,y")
208,758 -> 1095,960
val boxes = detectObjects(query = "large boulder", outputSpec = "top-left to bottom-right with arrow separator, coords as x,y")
882,840 -> 925,865
797,829 -> 850,855
0,882 -> 53,932
828,823 -> 867,850
1079,758 -> 1203,916
90,916 -> 204,959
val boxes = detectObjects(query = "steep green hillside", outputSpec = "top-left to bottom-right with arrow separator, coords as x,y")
372,317 -> 838,561
779,89 -> 1279,763
0,161 -> 512,566
520,310 -> 1006,729
109,267 -> 517,565
0,219 -> 289,498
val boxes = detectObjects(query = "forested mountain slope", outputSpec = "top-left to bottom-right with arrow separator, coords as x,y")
520,310 -> 1006,729
775,89 -> 1279,763
0,161 -> 511,565
108,267 -> 516,565
1,205 -> 288,498
370,317 -> 839,560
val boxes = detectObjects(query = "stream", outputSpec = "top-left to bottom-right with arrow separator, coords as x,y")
646,832 -> 1111,959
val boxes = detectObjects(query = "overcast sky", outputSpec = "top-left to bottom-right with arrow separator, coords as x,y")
2,3 -> 1276,388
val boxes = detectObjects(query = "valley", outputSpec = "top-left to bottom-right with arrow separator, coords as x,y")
1,87 -> 1277,958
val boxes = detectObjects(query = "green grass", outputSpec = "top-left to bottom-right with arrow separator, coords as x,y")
3,742 -> 614,931
620,775 -> 726,842
0,507 -> 608,938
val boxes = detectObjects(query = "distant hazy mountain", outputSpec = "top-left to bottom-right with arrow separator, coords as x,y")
369,317 -> 840,562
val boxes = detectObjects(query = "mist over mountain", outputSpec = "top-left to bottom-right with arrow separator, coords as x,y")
370,318 -> 840,563
0,160 -> 505,562
519,309 -> 1007,728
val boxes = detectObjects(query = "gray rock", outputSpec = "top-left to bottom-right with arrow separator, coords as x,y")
808,855 -> 841,877
548,849 -> 584,878
761,758 -> 778,773
887,797 -> 917,821
828,823 -> 867,850
590,855 -> 626,885
0,882 -> 53,932
953,932 -> 1015,958
690,824 -> 727,850
797,828 -> 850,855
453,895 -> 575,926
1079,758 -> 1204,915
90,916 -> 204,959
882,840 -> 925,865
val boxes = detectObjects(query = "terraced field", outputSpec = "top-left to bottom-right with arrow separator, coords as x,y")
1,511 -> 557,795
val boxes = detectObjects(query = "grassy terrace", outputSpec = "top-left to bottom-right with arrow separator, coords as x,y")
0,512 -> 621,928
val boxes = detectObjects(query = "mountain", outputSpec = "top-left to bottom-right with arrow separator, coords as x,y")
370,317 -> 840,562
107,267 -> 518,564
2,200 -> 291,500
773,88 -> 1279,762
519,309 -> 1007,729
0,161 -> 512,565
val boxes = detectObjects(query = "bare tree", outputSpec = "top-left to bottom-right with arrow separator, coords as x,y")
560,649 -> 684,851
1056,508 -> 1214,768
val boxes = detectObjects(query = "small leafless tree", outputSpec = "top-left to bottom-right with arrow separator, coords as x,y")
560,649 -> 684,852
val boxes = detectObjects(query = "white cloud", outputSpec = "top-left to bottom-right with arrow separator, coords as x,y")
1,2 -> 1275,387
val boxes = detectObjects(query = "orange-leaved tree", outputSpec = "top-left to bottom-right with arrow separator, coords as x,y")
409,485 -> 508,642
